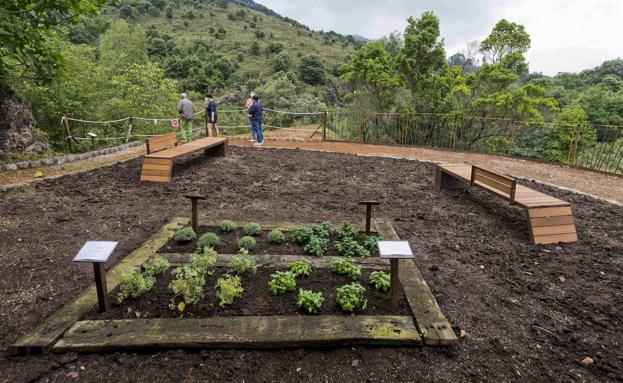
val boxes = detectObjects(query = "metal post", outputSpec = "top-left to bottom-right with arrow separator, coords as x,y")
93,262 -> 110,313
390,259 -> 399,308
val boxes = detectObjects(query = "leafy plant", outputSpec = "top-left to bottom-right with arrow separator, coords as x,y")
190,248 -> 217,275
335,238 -> 370,258
330,257 -> 361,279
142,255 -> 170,276
304,236 -> 328,257
228,249 -> 257,275
238,235 -> 256,251
297,289 -> 324,314
290,227 -> 313,245
336,282 -> 367,312
288,260 -> 312,278
311,221 -> 332,239
216,274 -> 243,307
117,268 -> 155,303
337,221 -> 360,240
243,222 -> 262,236
369,271 -> 391,292
197,232 -> 220,250
174,227 -> 196,242
267,229 -> 285,244
267,271 -> 296,295
169,265 -> 206,310
219,220 -> 237,232
362,235 -> 382,253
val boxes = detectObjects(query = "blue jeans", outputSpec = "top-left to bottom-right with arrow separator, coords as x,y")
251,119 -> 263,144
248,117 -> 256,140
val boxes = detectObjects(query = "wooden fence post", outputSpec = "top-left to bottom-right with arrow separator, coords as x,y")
507,119 -> 516,155
568,125 -> 580,165
322,111 -> 327,141
125,117 -> 133,144
63,115 -> 74,153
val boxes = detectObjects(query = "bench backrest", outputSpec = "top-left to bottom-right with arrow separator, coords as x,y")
470,166 -> 517,201
146,132 -> 177,154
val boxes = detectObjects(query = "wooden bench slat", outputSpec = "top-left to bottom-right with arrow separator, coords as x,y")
142,163 -> 171,171
143,158 -> 171,166
474,168 -> 514,186
530,216 -> 575,227
528,206 -> 572,218
531,224 -> 577,236
474,175 -> 513,195
533,232 -> 578,245
140,174 -> 171,182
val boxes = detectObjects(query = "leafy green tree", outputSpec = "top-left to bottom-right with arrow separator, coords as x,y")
480,19 -> 531,64
0,0 -> 106,84
272,51 -> 292,72
68,17 -> 111,45
98,21 -> 149,74
544,104 -> 596,162
299,55 -> 326,85
250,41 -> 261,55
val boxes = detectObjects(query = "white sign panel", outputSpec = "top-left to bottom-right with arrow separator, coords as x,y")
73,241 -> 118,263
378,240 -> 414,259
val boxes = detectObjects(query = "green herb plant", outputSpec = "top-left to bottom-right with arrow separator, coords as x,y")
238,235 -> 256,250
304,236 -> 328,257
219,220 -> 237,232
362,235 -> 382,253
335,238 -> 370,258
336,282 -> 367,312
117,268 -> 156,303
243,222 -> 262,236
267,229 -> 285,244
288,260 -> 312,278
229,249 -> 257,275
190,248 -> 217,274
197,232 -> 219,250
267,271 -> 296,295
174,227 -> 196,242
330,257 -> 361,279
291,227 -> 313,245
311,221 -> 332,239
216,274 -> 243,307
369,271 -> 390,292
297,289 -> 324,314
169,265 -> 206,311
337,221 -> 359,240
142,255 -> 170,276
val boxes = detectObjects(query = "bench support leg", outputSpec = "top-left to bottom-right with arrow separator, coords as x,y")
204,141 -> 228,157
436,169 -> 468,191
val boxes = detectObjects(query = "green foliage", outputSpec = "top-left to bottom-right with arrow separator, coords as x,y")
219,220 -> 237,232
304,236 -> 328,257
190,248 -> 217,274
362,235 -> 381,253
216,274 -> 243,307
544,104 -> 597,162
336,282 -> 367,312
169,265 -> 205,308
335,238 -> 370,258
337,221 -> 360,240
267,229 -> 285,244
98,21 -> 148,74
197,232 -> 220,250
369,271 -> 390,292
288,260 -> 312,278
480,19 -> 531,64
117,268 -> 155,303
272,51 -> 292,73
267,271 -> 296,295
243,222 -> 262,236
297,289 -> 324,314
174,227 -> 196,242
229,249 -> 257,275
142,255 -> 170,276
311,221 -> 333,239
238,236 -> 257,251
299,55 -> 327,85
330,257 -> 361,279
291,227 -> 313,245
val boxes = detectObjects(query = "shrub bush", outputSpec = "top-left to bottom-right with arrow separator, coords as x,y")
369,271 -> 390,292
243,222 -> 262,236
311,221 -> 332,239
330,257 -> 361,279
336,282 -> 367,312
142,255 -> 170,276
297,289 -> 324,314
197,232 -> 220,250
238,235 -> 256,250
117,268 -> 155,303
335,238 -> 370,258
169,265 -> 206,310
362,235 -> 382,253
304,236 -> 328,257
216,274 -> 243,307
219,220 -> 237,232
337,221 -> 359,240
288,260 -> 312,278
229,249 -> 257,274
190,248 -> 217,275
267,229 -> 285,244
291,227 -> 313,245
174,227 -> 196,242
267,271 -> 296,295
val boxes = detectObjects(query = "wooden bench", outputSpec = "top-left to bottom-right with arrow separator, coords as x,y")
140,133 -> 228,183
435,164 -> 578,245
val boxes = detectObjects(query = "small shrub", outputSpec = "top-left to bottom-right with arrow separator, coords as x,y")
229,249 -> 257,274
291,227 -> 313,245
267,229 -> 285,244
288,260 -> 312,278
238,235 -> 256,250
197,232 -> 219,250
337,221 -> 360,240
190,248 -> 217,275
336,282 -> 367,312
330,257 -> 361,279
216,274 -> 243,307
219,220 -> 237,232
297,288 -> 324,314
143,255 -> 170,276
169,265 -> 205,310
304,236 -> 328,257
311,221 -> 332,239
117,269 -> 155,303
243,222 -> 262,236
335,238 -> 370,258
267,271 -> 296,295
369,271 -> 390,292
362,235 -> 382,253
174,227 -> 196,242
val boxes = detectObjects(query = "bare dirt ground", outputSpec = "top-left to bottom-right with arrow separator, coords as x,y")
1,146 -> 621,382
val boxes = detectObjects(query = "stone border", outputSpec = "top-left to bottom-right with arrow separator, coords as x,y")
2,141 -> 143,171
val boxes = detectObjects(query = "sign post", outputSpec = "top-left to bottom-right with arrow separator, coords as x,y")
378,240 -> 414,308
358,201 -> 380,235
183,193 -> 207,233
72,241 -> 118,313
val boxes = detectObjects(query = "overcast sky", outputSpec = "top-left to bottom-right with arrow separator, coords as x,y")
256,0 -> 623,75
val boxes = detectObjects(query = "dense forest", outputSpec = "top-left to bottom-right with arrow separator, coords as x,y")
1,0 -> 621,171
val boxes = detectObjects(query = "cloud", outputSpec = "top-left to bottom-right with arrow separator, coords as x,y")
256,0 -> 623,75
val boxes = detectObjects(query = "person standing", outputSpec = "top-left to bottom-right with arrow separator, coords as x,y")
248,95 -> 263,146
245,91 -> 257,142
177,93 -> 195,143
205,94 -> 220,137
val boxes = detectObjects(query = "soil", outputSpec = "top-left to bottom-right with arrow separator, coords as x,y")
83,267 -> 410,320
1,146 -> 622,382
159,226 -> 379,257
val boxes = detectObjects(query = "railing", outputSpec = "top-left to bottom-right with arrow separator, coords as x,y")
326,110 -> 623,175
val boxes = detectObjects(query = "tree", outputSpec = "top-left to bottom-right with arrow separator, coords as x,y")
0,0 -> 106,84
544,103 -> 596,162
480,19 -> 530,64
272,51 -> 292,73
299,55 -> 326,85
98,21 -> 149,74
250,41 -> 261,55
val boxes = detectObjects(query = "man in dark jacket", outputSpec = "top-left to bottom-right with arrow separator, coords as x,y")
248,95 -> 263,146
